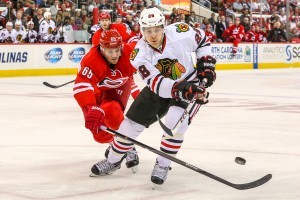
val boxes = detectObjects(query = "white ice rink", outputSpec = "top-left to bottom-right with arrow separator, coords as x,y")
1,68 -> 300,200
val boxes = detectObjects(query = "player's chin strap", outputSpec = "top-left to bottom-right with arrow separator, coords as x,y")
157,78 -> 207,136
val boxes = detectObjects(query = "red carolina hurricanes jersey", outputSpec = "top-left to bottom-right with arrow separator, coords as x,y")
73,43 -> 137,108
228,24 -> 245,40
92,24 -> 134,46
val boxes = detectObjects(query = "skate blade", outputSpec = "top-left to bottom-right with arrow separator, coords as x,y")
89,173 -> 112,177
130,166 -> 139,173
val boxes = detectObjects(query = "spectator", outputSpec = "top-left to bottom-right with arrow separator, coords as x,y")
24,1 -> 35,18
179,13 -> 186,23
99,0 -> 111,10
267,21 -> 288,42
208,12 -> 216,32
74,11 -> 83,30
240,16 -> 250,32
241,0 -> 250,10
124,14 -> 134,32
200,18 -> 209,31
13,11 -> 26,28
240,9 -> 250,22
1,1 -> 16,22
215,15 -> 228,42
114,14 -> 123,24
32,8 -> 43,32
70,16 -> 80,30
131,23 -> 141,39
289,27 -> 300,43
50,0 -> 60,18
40,0 -> 50,8
69,5 -> 76,17
187,11 -> 195,26
233,0 -> 243,13
170,7 -> 178,23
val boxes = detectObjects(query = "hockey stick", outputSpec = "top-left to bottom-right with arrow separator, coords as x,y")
101,125 -> 272,190
158,79 -> 207,136
43,80 -> 75,89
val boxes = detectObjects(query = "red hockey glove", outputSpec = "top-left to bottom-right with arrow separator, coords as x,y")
196,56 -> 216,88
171,80 -> 208,104
83,105 -> 105,135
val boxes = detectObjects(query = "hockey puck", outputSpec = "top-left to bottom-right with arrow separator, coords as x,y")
235,157 -> 246,165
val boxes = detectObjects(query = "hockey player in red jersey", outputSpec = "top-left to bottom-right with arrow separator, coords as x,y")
92,11 -> 140,100
73,29 -> 139,171
205,24 -> 216,42
90,7 -> 216,185
92,12 -> 138,46
228,18 -> 245,55
245,23 -> 258,42
255,25 -> 268,43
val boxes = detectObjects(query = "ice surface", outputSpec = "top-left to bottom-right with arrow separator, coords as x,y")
0,68 -> 299,200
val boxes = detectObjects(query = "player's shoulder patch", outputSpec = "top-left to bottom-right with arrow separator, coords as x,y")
130,48 -> 139,61
174,23 -> 190,33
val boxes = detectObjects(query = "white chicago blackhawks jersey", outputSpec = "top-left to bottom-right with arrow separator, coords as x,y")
39,19 -> 56,42
13,29 -> 26,43
26,30 -> 38,43
130,22 -> 211,98
0,29 -> 17,42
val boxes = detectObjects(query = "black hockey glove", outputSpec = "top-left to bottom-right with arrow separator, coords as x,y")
196,56 -> 217,88
171,80 -> 208,104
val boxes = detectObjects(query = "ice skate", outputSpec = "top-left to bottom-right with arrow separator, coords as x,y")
126,147 -> 139,173
89,159 -> 122,177
104,145 -> 139,173
151,160 -> 171,185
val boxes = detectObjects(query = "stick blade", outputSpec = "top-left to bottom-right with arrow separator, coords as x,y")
156,115 -> 173,136
232,174 -> 272,190
43,81 -> 58,89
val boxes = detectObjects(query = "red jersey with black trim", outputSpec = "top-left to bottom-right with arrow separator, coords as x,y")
256,31 -> 268,42
73,42 -> 137,108
92,24 -> 135,46
245,30 -> 258,42
228,24 -> 245,40
205,31 -> 216,42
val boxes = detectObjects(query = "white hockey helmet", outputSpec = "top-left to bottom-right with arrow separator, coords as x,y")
27,20 -> 34,26
6,22 -> 13,27
139,7 -> 165,29
43,11 -> 51,19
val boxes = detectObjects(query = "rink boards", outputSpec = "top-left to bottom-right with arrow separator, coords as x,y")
0,43 -> 299,77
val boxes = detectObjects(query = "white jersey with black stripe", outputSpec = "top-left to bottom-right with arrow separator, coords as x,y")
130,22 -> 211,99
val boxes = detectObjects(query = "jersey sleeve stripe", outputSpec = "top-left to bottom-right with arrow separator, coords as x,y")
156,76 -> 164,95
73,87 -> 94,95
151,75 -> 161,92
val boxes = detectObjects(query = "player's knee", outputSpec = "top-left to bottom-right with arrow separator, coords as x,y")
101,100 -> 124,130
118,118 -> 145,139
93,130 -> 113,144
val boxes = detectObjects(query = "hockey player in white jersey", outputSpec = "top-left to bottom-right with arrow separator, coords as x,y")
0,22 -> 16,43
13,21 -> 26,43
39,11 -> 57,42
90,7 -> 217,185
24,20 -> 38,43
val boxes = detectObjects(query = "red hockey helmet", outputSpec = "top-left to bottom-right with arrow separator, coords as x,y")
99,29 -> 122,48
99,12 -> 111,20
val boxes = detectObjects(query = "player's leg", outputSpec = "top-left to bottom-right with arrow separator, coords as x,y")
151,101 -> 189,185
90,87 -> 170,176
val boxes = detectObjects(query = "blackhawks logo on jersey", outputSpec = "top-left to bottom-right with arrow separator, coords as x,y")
16,34 -> 23,41
130,48 -> 139,61
48,27 -> 53,34
155,58 -> 186,80
175,23 -> 189,33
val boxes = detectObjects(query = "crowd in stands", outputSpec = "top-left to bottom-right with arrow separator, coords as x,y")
0,0 -> 299,44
